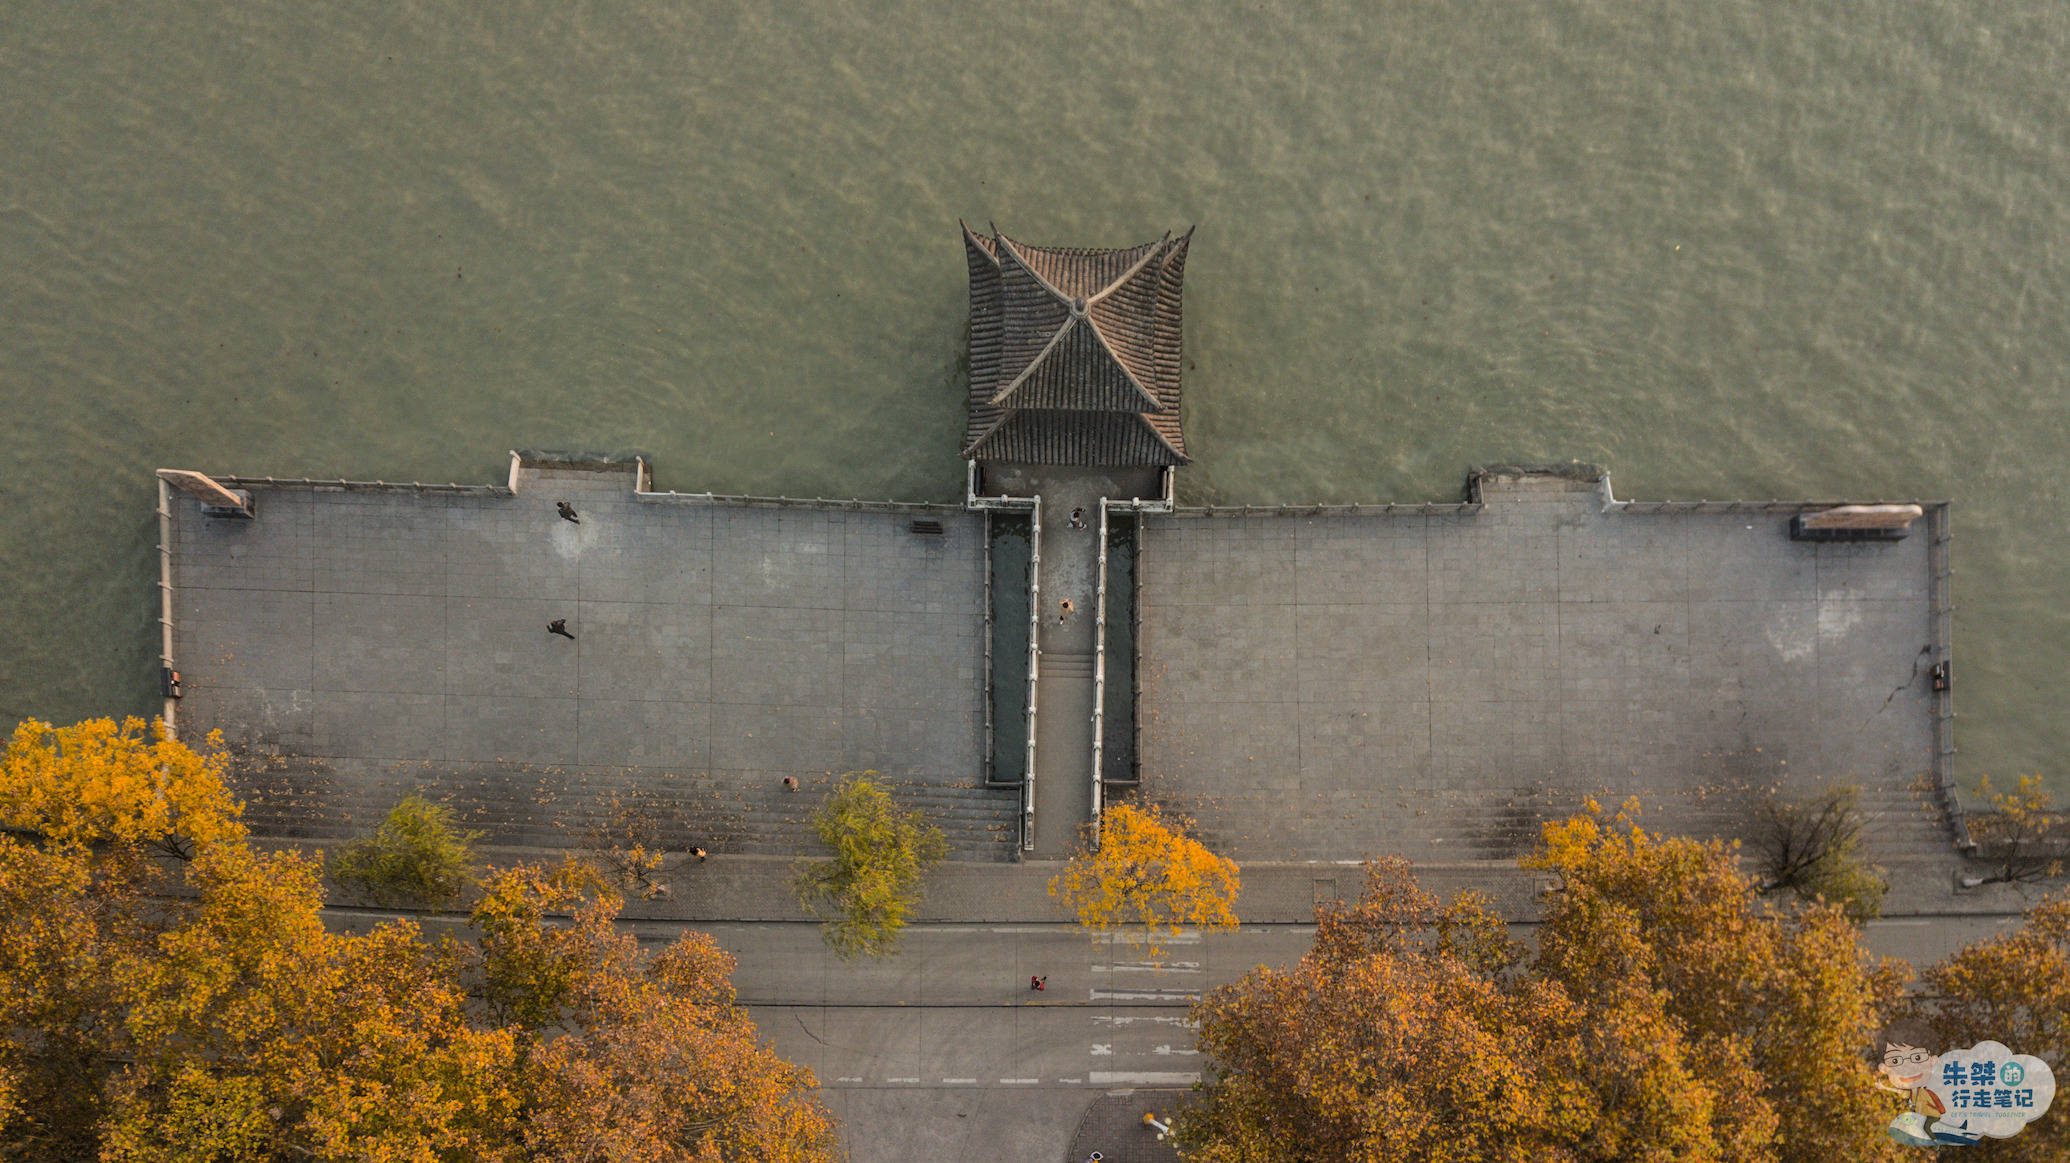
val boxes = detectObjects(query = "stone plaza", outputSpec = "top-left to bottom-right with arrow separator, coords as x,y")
148,225 -> 1975,1161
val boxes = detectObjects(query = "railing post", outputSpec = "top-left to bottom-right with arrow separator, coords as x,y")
1091,500 -> 1110,847
155,476 -> 179,737
1023,497 -> 1042,851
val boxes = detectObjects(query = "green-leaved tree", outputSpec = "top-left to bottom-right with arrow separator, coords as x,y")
330,794 -> 483,907
793,773 -> 945,958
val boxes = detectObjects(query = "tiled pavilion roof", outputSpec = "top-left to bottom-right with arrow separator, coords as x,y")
961,223 -> 1192,467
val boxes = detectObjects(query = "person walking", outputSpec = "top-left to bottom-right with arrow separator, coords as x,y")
556,501 -> 580,523
1058,598 -> 1074,624
1069,506 -> 1086,530
548,619 -> 575,640
1029,975 -> 1046,991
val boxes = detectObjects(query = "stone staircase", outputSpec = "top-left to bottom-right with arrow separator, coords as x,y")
1040,651 -> 1095,681
228,754 -> 1023,862
1031,650 -> 1097,857
1135,776 -> 1960,869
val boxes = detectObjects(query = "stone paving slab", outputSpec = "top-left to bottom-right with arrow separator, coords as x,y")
1134,473 -> 1955,869
167,458 -> 1018,859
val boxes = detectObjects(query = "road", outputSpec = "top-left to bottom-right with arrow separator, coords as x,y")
689,922 -> 1317,1162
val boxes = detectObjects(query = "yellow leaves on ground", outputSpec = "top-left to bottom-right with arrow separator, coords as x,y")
1050,803 -> 1239,956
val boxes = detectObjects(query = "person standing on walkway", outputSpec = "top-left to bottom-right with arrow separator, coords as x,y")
548,619 -> 575,639
557,501 -> 580,523
1069,506 -> 1086,530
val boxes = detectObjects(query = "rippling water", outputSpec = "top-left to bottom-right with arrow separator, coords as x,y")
3,2 -> 2066,786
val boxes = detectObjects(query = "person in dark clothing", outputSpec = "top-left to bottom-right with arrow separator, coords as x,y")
1069,507 -> 1086,530
548,619 -> 575,639
557,501 -> 580,523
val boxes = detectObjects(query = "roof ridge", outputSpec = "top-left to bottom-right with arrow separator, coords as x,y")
965,225 -> 1193,467
1084,232 -> 1171,307
993,234 -> 1071,306
987,314 -> 1078,406
1073,315 -> 1165,412
959,407 -> 1016,459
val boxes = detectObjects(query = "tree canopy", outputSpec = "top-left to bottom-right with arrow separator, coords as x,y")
1049,802 -> 1239,958
328,793 -> 483,907
1180,801 -> 1905,1162
792,772 -> 946,959
0,717 -> 837,1161
1908,890 -> 2070,1160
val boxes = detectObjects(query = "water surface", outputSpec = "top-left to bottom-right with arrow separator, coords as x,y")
3,1 -> 2065,787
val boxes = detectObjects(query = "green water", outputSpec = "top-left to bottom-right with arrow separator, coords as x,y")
4,2 -> 2066,786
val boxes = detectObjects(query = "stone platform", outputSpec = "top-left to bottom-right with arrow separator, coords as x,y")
1131,471 -> 1958,866
162,456 -> 1019,859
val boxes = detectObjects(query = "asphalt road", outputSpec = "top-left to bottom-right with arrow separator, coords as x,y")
703,922 -> 1318,1162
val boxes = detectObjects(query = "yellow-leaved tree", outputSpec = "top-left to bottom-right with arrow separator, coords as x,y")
0,717 -> 838,1161
1179,801 -> 1907,1162
1049,802 -> 1239,958
1906,890 -> 2070,1160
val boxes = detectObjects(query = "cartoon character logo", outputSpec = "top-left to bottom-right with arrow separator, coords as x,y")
1875,1021 -> 1965,1147
1874,1023 -> 2057,1148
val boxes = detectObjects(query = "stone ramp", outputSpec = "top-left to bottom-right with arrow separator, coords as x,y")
1133,472 -> 1957,868
1031,651 -> 1096,856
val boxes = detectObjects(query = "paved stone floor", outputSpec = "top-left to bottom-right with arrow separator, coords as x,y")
165,458 -> 1019,858
1135,472 -> 1954,865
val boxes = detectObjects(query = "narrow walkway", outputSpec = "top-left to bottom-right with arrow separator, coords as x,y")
1024,470 -> 1123,857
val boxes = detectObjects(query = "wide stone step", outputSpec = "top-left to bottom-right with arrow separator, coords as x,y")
233,764 -> 1022,862
1039,651 -> 1095,678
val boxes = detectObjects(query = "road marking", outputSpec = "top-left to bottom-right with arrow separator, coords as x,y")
885,1077 -> 920,1084
1091,1014 -> 1195,1027
1098,932 -> 1202,946
835,1077 -> 863,1083
1090,1071 -> 1199,1085
1090,989 -> 1200,1002
1090,1044 -> 1113,1056
1098,961 -> 1202,972
942,1078 -> 977,1085
1152,1045 -> 1199,1057
1000,1078 -> 1042,1085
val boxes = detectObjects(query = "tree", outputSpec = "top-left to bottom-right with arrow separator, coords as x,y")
1049,802 -> 1239,958
1180,802 -> 1906,1162
0,715 -> 243,856
1964,776 -> 2067,886
792,772 -> 945,958
1749,783 -> 1887,920
0,718 -> 839,1160
584,788 -> 682,902
1905,890 -> 2070,1161
329,793 -> 484,907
